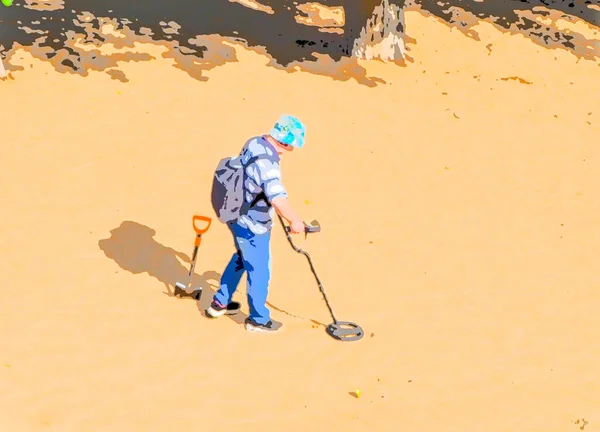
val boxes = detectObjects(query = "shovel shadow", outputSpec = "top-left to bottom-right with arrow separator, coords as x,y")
97,220 -> 248,325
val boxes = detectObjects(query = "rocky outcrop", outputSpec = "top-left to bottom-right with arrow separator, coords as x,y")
0,0 -> 408,76
405,0 -> 599,62
351,0 -> 406,61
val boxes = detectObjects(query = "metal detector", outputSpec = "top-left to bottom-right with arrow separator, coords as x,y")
278,214 -> 364,342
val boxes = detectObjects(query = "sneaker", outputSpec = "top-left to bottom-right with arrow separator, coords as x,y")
245,318 -> 283,333
205,300 -> 241,318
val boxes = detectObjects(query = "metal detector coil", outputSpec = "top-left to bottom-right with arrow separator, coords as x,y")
279,215 -> 364,342
327,321 -> 364,342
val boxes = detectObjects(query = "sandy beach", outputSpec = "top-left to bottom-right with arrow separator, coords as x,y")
1,3 -> 600,431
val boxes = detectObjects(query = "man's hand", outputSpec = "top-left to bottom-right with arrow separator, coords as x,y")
271,197 -> 305,234
289,219 -> 305,234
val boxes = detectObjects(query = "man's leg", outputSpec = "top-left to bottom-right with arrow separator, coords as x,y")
236,227 -> 281,331
208,222 -> 246,317
212,251 -> 244,306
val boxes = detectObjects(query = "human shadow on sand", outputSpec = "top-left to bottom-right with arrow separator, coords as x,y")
97,220 -> 326,327
97,220 -> 247,325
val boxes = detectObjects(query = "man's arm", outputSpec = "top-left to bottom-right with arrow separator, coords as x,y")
271,196 -> 302,225
254,159 -> 303,227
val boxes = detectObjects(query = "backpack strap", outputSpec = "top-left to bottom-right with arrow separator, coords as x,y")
240,154 -> 272,211
249,191 -> 271,208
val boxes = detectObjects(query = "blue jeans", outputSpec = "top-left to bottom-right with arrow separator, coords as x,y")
213,220 -> 272,325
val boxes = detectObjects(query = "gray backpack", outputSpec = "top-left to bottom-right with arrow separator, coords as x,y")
211,154 -> 268,223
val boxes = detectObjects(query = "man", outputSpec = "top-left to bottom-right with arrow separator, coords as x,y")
206,115 -> 307,333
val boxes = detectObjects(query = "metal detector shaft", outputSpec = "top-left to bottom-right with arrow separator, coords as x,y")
277,214 -> 338,324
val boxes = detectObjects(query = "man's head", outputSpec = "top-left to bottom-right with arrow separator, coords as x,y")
266,115 -> 306,155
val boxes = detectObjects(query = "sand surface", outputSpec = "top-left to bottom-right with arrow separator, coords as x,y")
2,8 -> 600,432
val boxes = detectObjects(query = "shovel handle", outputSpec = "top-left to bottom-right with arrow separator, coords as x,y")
193,215 -> 212,235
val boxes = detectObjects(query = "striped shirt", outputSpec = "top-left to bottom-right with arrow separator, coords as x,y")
238,135 -> 288,234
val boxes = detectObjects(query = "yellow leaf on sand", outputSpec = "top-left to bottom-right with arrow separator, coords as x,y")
305,200 -> 311,205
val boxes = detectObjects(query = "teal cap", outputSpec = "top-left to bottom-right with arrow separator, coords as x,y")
269,115 -> 306,148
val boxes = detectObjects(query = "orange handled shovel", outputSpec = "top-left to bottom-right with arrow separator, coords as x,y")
175,215 -> 212,300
